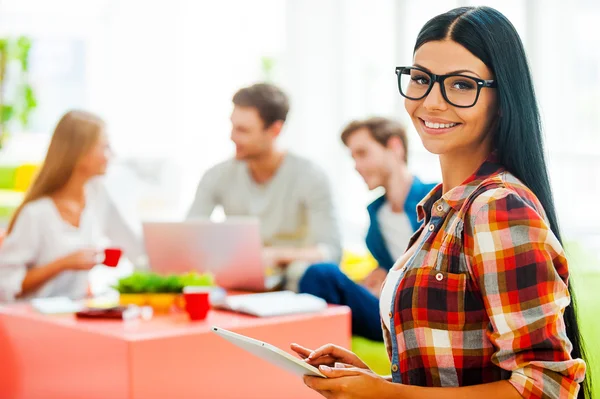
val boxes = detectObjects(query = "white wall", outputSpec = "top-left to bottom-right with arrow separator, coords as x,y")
1,0 -> 599,245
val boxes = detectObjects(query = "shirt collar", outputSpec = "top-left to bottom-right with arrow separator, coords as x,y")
416,152 -> 505,222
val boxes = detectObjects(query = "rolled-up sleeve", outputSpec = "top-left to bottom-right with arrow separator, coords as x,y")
466,190 -> 586,399
0,205 -> 40,301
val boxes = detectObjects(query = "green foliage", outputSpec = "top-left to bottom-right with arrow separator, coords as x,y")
0,36 -> 38,149
1,105 -> 14,124
112,271 -> 215,294
260,56 -> 276,82
15,37 -> 32,71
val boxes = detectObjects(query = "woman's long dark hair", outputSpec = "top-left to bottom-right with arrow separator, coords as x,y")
414,6 -> 590,398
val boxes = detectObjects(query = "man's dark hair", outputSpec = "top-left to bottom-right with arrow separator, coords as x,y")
232,83 -> 290,128
341,117 -> 409,162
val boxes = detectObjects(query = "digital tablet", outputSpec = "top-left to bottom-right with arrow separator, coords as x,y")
212,326 -> 326,378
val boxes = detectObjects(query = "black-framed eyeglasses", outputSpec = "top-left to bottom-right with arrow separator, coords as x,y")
395,66 -> 497,108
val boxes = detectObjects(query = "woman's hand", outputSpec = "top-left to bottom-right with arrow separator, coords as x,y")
19,249 -> 100,296
59,249 -> 101,271
304,365 -> 392,399
291,343 -> 370,370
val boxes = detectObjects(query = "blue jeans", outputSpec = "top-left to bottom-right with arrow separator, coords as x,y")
298,263 -> 383,342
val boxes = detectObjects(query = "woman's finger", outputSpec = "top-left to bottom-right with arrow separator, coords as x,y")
307,344 -> 339,359
308,344 -> 355,363
291,343 -> 312,359
305,356 -> 337,367
318,365 -> 363,378
334,362 -> 355,369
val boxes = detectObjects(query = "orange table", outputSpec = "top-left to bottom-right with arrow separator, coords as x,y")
0,304 -> 351,399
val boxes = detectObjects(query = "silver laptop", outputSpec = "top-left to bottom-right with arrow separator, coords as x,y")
142,218 -> 267,291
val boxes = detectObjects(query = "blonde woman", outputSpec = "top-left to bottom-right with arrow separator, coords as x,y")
0,110 -> 144,301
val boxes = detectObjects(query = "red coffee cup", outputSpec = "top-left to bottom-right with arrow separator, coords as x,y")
183,286 -> 211,321
103,248 -> 123,267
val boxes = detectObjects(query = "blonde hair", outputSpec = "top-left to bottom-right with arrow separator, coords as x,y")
7,110 -> 106,234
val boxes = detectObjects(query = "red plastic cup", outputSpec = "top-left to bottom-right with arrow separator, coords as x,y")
103,248 -> 123,267
183,286 -> 211,321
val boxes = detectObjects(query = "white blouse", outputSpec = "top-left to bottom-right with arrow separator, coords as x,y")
379,266 -> 405,332
0,178 -> 144,301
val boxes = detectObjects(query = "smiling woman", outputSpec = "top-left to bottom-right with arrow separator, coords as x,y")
295,6 -> 590,399
0,111 -> 144,302
402,40 -> 499,181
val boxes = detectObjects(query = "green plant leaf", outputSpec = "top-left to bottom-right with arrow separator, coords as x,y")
0,36 -> 37,129
16,36 -> 32,71
0,40 -> 7,82
24,84 -> 37,108
112,271 -> 153,294
261,56 -> 276,82
179,271 -> 214,287
113,271 -> 214,294
1,105 -> 14,124
0,39 -> 8,63
18,84 -> 37,126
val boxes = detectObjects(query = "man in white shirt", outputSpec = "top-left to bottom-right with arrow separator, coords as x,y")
187,83 -> 341,290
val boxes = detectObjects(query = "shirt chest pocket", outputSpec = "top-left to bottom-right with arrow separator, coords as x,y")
396,267 -> 468,331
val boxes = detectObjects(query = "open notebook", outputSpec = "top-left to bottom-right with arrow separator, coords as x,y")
214,291 -> 328,317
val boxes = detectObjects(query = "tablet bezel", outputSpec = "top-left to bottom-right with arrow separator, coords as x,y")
212,326 -> 326,378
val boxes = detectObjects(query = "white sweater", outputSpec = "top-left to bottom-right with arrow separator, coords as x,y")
187,153 -> 342,263
0,179 -> 144,301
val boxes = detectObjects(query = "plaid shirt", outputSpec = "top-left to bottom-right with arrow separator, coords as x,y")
382,154 -> 586,399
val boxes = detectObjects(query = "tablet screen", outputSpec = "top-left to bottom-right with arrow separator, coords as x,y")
212,326 -> 326,378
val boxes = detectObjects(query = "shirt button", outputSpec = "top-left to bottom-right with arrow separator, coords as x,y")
388,311 -> 392,318
428,223 -> 435,231
435,273 -> 444,281
400,265 -> 407,273
391,364 -> 399,372
436,204 -> 444,212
